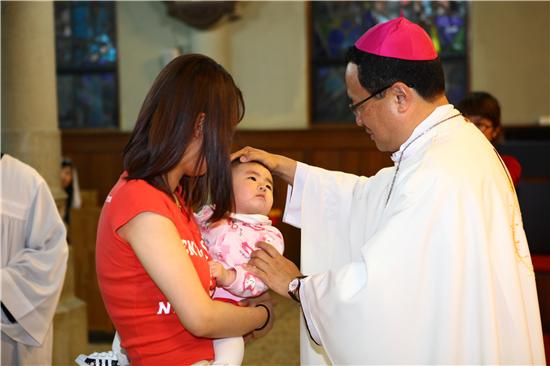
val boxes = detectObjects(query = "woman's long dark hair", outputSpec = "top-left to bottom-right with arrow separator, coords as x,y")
123,54 -> 244,221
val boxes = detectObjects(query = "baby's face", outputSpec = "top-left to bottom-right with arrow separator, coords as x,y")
232,162 -> 274,216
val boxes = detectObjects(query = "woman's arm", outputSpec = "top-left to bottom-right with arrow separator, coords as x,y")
118,212 -> 272,338
231,147 -> 297,185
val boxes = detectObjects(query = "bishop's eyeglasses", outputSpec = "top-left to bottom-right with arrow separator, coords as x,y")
348,84 -> 392,116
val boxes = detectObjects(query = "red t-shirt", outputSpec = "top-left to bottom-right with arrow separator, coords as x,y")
501,154 -> 522,187
96,174 -> 215,365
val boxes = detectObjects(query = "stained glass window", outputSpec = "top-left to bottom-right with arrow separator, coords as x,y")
311,1 -> 468,125
55,1 -> 118,129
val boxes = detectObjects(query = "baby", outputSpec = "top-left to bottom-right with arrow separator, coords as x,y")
195,160 -> 284,364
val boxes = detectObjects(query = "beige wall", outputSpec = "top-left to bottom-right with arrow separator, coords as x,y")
228,2 -> 307,130
116,2 -> 193,131
117,1 -> 549,131
470,1 -> 550,125
116,1 -> 306,131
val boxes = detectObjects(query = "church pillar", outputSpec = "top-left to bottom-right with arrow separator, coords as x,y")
1,2 -> 88,364
1,1 -> 63,201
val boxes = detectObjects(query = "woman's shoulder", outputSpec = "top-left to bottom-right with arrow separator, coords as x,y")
101,176 -> 177,232
111,176 -> 166,200
105,176 -> 171,215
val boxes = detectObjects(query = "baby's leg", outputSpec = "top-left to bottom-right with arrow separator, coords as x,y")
212,337 -> 245,366
112,331 -> 130,366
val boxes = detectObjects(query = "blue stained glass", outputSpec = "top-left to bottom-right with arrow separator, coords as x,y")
55,1 -> 116,68
57,75 -> 74,124
442,60 -> 467,105
58,73 -> 117,129
328,29 -> 345,57
313,1 -> 467,60
313,66 -> 354,124
54,1 -> 118,129
72,3 -> 91,39
435,15 -> 465,53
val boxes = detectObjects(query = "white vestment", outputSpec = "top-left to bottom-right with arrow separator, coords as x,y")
1,155 -> 68,365
283,105 -> 545,365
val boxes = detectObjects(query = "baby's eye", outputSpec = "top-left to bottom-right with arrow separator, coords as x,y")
266,184 -> 272,191
247,176 -> 257,181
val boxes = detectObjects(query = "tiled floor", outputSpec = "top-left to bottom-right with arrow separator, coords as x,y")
87,292 -> 300,365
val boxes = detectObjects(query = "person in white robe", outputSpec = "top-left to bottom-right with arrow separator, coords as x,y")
233,17 -> 545,365
1,154 -> 69,365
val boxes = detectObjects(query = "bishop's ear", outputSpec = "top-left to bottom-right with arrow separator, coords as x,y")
391,82 -> 411,112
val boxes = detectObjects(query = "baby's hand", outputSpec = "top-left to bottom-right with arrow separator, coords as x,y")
209,260 -> 236,287
209,261 -> 224,281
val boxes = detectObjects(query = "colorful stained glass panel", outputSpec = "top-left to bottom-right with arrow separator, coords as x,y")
57,73 -> 117,129
311,1 -> 468,125
55,1 -> 118,129
55,1 -> 117,68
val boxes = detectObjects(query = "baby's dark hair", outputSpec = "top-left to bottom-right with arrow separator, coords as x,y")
230,159 -> 271,174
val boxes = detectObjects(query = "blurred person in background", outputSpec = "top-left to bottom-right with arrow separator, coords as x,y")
458,91 -> 522,186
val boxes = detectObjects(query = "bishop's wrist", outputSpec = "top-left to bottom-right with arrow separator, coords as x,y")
288,275 -> 307,303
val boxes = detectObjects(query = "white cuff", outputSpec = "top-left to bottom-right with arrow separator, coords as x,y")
298,276 -> 322,345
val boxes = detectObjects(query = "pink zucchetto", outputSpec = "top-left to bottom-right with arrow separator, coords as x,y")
354,17 -> 437,61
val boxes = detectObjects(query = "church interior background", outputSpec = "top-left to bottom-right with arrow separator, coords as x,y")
2,1 -> 549,364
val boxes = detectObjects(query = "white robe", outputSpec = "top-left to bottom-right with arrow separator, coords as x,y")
1,154 -> 68,365
283,105 -> 545,365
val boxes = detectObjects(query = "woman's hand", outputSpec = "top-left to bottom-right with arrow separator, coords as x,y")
239,292 -> 275,342
231,147 -> 298,185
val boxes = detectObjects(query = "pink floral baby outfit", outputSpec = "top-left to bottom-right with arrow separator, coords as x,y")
195,206 -> 285,302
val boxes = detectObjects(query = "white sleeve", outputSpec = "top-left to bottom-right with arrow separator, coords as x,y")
282,163 -> 372,364
282,162 -> 309,228
298,276 -> 322,345
1,180 -> 68,346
